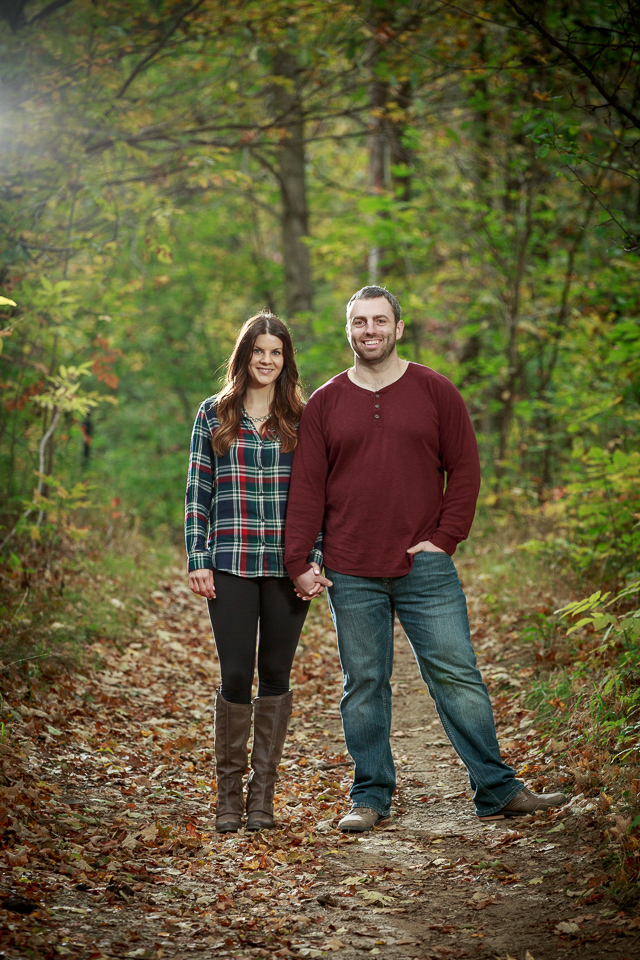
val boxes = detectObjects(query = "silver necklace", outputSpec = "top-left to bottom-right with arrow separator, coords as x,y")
243,406 -> 271,422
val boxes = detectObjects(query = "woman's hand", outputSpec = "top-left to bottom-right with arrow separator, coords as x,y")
293,566 -> 333,600
407,540 -> 447,555
189,569 -> 216,599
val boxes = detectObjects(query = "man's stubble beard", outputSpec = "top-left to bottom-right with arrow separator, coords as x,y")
351,333 -> 397,366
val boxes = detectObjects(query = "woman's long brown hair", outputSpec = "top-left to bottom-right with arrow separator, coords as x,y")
211,313 -> 304,456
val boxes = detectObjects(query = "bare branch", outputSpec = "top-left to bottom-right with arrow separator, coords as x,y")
505,0 -> 640,131
115,0 -> 208,100
28,0 -> 73,25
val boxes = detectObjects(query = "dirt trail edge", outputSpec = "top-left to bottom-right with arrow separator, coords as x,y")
1,566 -> 638,960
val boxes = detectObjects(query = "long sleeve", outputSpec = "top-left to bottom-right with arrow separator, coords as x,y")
308,530 -> 324,570
285,397 -> 329,580
184,402 -> 215,572
429,381 -> 481,555
287,364 -> 478,578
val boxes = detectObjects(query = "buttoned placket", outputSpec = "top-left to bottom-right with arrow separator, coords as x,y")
245,415 -> 268,563
374,391 -> 381,425
256,424 -> 267,556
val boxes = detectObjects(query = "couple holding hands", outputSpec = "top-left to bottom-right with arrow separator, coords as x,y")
185,285 -> 565,834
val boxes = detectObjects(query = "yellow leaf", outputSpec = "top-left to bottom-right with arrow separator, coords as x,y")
362,890 -> 395,903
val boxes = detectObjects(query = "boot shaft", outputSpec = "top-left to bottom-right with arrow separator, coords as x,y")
214,691 -> 252,816
246,690 -> 293,817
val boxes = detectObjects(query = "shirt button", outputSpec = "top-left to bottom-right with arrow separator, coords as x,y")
375,393 -> 379,398
374,414 -> 380,419
374,404 -> 379,408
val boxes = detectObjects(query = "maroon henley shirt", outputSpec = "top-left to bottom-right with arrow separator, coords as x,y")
284,363 -> 481,580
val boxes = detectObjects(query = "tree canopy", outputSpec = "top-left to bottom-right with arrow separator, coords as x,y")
0,0 -> 638,581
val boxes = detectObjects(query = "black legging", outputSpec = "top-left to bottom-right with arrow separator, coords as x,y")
207,569 -> 309,704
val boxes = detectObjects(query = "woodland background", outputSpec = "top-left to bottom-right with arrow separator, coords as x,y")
0,0 -> 639,896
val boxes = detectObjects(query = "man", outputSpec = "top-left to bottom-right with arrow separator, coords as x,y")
284,285 -> 566,832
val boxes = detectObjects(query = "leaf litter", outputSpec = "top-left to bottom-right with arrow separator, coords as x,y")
1,566 -> 638,958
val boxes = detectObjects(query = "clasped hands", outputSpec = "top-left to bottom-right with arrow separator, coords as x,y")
292,566 -> 333,600
189,540 -> 446,602
292,540 -> 445,601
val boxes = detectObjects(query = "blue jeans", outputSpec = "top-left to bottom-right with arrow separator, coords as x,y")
326,553 -> 523,818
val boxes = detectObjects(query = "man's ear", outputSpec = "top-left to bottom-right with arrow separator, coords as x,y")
395,320 -> 405,341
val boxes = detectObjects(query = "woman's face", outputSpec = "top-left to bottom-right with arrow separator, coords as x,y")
246,333 -> 285,390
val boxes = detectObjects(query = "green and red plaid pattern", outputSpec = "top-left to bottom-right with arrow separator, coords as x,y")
185,397 -> 322,577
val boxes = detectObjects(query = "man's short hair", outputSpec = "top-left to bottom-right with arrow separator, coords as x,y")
346,286 -> 402,325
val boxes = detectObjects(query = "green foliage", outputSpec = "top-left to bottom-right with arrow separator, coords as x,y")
526,581 -> 640,763
523,444 -> 640,581
0,519 -> 174,679
0,0 -> 638,577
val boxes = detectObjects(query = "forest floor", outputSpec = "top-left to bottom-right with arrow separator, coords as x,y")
1,558 -> 639,960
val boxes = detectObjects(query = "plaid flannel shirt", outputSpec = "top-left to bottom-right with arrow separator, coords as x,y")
185,397 -> 322,577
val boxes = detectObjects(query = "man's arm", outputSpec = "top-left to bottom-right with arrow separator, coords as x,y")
429,380 -> 481,554
285,395 -> 331,582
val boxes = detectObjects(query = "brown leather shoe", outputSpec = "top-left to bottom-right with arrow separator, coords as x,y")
478,786 -> 566,821
338,807 -> 389,833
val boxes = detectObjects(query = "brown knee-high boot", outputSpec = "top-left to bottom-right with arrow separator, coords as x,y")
214,691 -> 252,832
246,690 -> 293,831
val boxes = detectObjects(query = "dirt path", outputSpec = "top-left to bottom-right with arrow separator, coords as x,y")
1,566 -> 638,959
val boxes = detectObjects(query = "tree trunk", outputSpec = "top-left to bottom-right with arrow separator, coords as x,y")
271,49 -> 312,319
367,52 -> 387,284
365,5 -> 416,284
389,79 -> 413,203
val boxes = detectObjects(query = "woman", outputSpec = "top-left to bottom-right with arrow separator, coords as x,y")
185,313 -> 322,832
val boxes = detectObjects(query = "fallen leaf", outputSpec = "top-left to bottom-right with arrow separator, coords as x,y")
547,823 -> 566,834
362,890 -> 395,903
5,846 -> 29,866
316,819 -> 335,832
138,823 -> 157,842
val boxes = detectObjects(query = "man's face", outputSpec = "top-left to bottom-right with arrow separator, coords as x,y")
346,297 -> 404,363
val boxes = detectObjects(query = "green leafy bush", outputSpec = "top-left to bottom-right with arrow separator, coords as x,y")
526,580 -> 640,762
523,444 -> 640,582
556,581 -> 640,761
